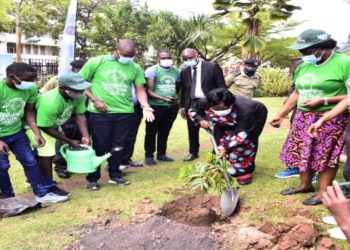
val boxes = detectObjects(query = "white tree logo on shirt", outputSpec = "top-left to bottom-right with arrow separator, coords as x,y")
295,73 -> 317,89
0,98 -> 25,126
102,69 -> 129,96
56,106 -> 73,126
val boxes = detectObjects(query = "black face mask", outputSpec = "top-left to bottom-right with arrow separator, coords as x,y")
244,68 -> 256,77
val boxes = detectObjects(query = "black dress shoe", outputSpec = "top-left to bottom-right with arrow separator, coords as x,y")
303,196 -> 322,206
56,171 -> 71,179
128,160 -> 144,167
281,187 -> 315,196
183,154 -> 199,161
157,155 -> 174,162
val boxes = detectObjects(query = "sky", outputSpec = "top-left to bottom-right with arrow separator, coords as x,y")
139,0 -> 350,45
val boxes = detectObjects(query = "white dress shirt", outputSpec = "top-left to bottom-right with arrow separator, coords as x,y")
191,61 -> 205,98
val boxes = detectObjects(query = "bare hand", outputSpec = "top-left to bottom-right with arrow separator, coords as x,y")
163,97 -> 179,104
301,98 -> 323,108
81,136 -> 91,145
322,181 -> 350,229
68,139 -> 81,148
33,133 -> 46,148
143,106 -> 155,122
93,99 -> 108,113
180,108 -> 186,119
308,120 -> 324,138
199,120 -> 211,129
0,141 -> 10,155
270,116 -> 284,128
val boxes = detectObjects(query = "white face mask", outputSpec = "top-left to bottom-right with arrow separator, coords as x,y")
184,60 -> 197,68
118,56 -> 134,64
159,59 -> 173,68
210,106 -> 232,116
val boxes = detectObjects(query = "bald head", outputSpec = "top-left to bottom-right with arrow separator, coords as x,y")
115,39 -> 136,59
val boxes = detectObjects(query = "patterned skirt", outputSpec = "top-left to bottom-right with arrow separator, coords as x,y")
280,110 -> 348,172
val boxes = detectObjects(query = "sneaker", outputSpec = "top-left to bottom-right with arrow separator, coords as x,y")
56,170 -> 71,179
24,180 -> 31,188
339,153 -> 347,163
108,177 -> 130,186
119,165 -> 129,171
274,167 -> 300,178
328,227 -> 347,240
87,182 -> 100,191
322,216 -> 337,225
145,157 -> 157,166
157,155 -> 174,162
50,186 -> 71,196
36,192 -> 69,203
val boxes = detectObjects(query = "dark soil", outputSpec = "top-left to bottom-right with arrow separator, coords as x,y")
160,193 -> 230,227
74,216 -> 217,250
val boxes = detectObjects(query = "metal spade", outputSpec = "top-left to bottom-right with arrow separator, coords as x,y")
206,128 -> 239,216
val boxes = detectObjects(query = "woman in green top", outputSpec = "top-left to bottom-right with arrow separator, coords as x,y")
271,29 -> 350,206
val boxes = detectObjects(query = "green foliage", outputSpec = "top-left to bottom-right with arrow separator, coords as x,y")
0,0 -> 14,32
179,155 -> 236,195
257,67 -> 292,97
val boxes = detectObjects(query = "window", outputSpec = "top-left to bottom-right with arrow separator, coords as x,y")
25,45 -> 31,54
40,46 -> 45,55
50,47 -> 58,56
7,43 -> 16,54
33,45 -> 38,55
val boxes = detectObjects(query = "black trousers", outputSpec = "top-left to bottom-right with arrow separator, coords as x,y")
144,104 -> 179,158
186,114 -> 200,155
53,117 -> 81,173
122,104 -> 143,163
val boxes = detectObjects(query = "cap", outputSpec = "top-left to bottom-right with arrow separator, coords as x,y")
70,60 -> 87,69
289,29 -> 332,50
243,59 -> 260,67
58,72 -> 91,90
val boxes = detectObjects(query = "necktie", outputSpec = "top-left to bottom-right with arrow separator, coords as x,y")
190,66 -> 197,99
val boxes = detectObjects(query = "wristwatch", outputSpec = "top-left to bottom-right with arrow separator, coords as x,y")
323,97 -> 329,105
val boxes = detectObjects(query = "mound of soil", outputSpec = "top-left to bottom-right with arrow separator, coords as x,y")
76,216 -> 217,250
160,194 -> 229,227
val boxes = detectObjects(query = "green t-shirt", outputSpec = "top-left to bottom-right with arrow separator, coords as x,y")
79,54 -> 146,113
295,53 -> 350,112
36,88 -> 86,129
0,79 -> 38,137
145,65 -> 180,106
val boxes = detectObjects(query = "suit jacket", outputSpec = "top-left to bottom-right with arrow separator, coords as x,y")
179,60 -> 226,110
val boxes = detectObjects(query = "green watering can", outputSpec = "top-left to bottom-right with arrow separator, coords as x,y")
60,144 -> 123,173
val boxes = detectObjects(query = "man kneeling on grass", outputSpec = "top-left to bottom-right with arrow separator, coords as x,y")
0,63 -> 68,203
27,72 -> 91,197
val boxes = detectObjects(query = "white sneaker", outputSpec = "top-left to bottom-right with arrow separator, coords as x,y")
328,227 -> 347,240
322,216 -> 338,225
119,165 -> 129,171
339,153 -> 347,163
36,192 -> 69,203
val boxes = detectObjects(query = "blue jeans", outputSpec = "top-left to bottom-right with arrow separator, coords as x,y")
86,113 -> 132,182
0,130 -> 49,197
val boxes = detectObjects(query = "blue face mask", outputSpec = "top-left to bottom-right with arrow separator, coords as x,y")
118,56 -> 134,65
184,60 -> 197,68
301,55 -> 321,64
12,75 -> 35,90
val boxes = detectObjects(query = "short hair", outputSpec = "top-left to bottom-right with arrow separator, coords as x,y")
157,49 -> 172,57
70,60 -> 87,69
6,62 -> 36,76
206,88 -> 236,107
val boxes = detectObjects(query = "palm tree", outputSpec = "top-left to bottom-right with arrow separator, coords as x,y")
212,0 -> 300,60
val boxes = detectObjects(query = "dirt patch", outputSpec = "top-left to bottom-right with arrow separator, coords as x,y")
160,193 -> 230,227
74,216 -> 218,250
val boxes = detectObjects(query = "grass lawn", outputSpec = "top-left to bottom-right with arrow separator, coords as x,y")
0,97 -> 348,249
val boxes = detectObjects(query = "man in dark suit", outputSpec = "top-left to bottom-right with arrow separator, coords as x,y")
179,48 -> 226,161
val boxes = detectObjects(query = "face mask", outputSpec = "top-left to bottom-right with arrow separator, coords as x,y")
301,49 -> 324,64
118,56 -> 134,65
160,59 -> 173,68
184,60 -> 197,68
65,90 -> 83,99
14,81 -> 35,90
244,68 -> 256,77
211,106 -> 232,116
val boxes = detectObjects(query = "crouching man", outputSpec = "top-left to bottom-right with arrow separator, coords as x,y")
27,72 -> 91,196
189,88 -> 267,185
0,63 -> 68,202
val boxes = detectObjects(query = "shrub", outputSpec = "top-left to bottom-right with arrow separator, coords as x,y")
256,67 -> 292,97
